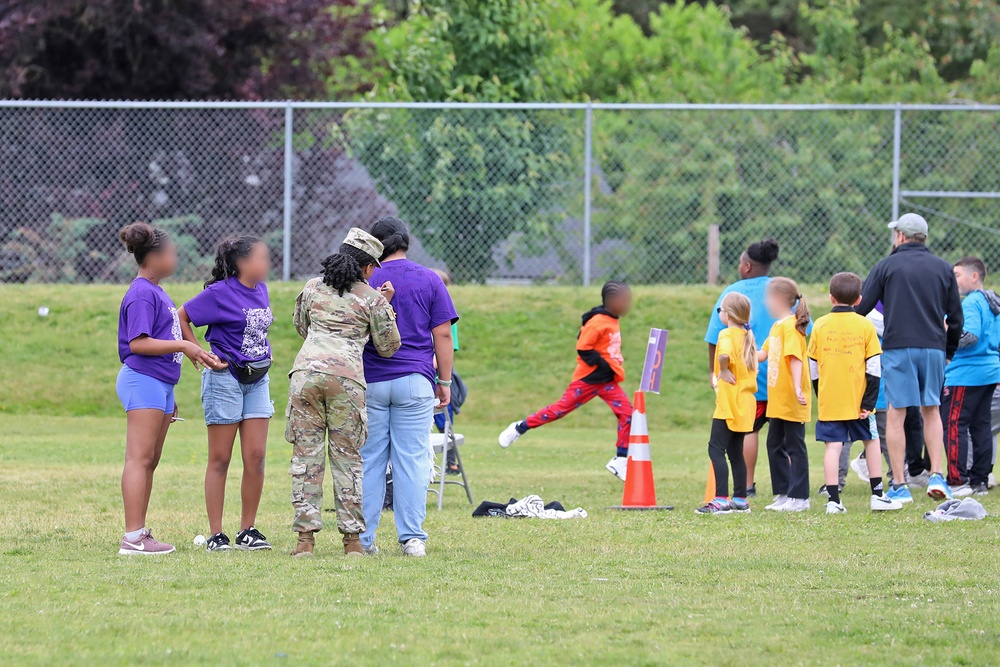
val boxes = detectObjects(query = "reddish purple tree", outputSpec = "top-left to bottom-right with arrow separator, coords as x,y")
0,0 -> 373,100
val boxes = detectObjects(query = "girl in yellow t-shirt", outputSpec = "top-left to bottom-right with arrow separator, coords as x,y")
698,293 -> 758,514
758,277 -> 812,513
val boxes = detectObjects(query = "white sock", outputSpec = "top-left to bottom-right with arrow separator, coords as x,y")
124,528 -> 145,542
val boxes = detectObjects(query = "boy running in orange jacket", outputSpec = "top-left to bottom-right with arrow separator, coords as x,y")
498,282 -> 633,481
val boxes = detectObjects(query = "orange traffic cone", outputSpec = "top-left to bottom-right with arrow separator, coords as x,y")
610,391 -> 673,511
704,464 -> 716,503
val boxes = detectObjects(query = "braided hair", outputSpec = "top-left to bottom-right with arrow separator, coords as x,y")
322,244 -> 379,296
206,236 -> 261,288
119,222 -> 168,265
601,280 -> 629,306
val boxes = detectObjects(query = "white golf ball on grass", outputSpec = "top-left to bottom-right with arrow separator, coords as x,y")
193,534 -> 207,547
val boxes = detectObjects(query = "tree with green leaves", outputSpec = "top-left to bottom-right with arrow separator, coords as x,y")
348,0 -> 575,282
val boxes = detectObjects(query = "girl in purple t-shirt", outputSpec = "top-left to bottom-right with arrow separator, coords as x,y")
116,223 -> 220,557
178,237 -> 275,552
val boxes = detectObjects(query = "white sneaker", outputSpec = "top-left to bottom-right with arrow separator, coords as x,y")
779,498 -> 810,512
825,501 -> 847,514
498,422 -> 523,449
605,456 -> 628,481
400,538 -> 426,557
850,456 -> 870,482
952,483 -> 974,498
870,494 -> 903,511
765,495 -> 789,511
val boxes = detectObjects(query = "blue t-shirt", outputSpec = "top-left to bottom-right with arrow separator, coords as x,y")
945,291 -> 1000,388
705,277 -> 775,401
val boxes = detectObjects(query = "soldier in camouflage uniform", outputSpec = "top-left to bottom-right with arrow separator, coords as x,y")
287,228 -> 401,557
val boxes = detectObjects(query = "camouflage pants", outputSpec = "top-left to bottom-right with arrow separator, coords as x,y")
286,371 -> 367,534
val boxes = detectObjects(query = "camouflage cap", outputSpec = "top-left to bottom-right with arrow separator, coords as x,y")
343,227 -> 384,267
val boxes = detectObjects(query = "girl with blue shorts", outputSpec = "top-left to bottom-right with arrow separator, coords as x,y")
178,237 -> 275,552
116,223 -> 221,556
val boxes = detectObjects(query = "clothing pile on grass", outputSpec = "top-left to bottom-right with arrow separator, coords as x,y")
473,495 -> 587,519
923,498 -> 988,522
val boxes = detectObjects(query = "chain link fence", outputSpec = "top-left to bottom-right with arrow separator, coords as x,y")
1,101 -> 997,285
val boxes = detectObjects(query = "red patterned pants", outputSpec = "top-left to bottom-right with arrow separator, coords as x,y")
525,380 -> 632,454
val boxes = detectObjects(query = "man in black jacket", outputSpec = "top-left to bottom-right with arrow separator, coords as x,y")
857,213 -> 964,504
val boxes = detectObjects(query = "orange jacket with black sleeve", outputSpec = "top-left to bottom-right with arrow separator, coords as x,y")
572,306 -> 625,385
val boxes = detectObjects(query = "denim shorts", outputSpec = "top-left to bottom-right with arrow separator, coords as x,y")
116,365 -> 176,413
883,348 -> 946,408
202,369 -> 274,425
816,414 -> 878,444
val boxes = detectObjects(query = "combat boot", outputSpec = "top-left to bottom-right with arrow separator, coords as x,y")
291,532 -> 315,557
342,533 -> 363,556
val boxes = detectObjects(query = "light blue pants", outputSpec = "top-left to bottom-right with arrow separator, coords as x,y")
361,373 -> 434,547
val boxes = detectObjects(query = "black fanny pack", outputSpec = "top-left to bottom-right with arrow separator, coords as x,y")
221,353 -> 272,384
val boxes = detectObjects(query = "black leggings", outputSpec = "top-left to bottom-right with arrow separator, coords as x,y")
708,419 -> 748,499
766,418 -> 809,499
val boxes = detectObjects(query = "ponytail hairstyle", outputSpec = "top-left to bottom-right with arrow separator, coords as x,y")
119,222 -> 168,265
206,236 -> 261,288
767,276 -> 810,336
369,216 -> 410,261
720,292 -> 758,374
321,244 -> 379,296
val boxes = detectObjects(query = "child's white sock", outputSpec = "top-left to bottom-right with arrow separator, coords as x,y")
124,528 -> 145,542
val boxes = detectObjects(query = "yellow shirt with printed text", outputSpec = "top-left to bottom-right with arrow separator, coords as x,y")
806,311 -> 882,422
713,327 -> 757,432
762,316 -> 811,423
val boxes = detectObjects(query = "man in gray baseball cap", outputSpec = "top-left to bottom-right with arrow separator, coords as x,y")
857,212 -> 964,504
887,212 -> 929,238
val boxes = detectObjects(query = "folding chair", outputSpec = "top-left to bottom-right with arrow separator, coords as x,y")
427,407 -> 473,510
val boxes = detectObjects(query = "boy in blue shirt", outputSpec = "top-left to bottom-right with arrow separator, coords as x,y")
942,257 -> 1000,496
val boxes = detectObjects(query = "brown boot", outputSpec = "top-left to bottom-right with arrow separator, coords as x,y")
342,533 -> 363,556
291,532 -> 315,557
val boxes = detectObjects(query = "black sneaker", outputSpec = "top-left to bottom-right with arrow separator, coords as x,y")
972,483 -> 990,496
235,526 -> 272,551
745,484 -> 757,499
206,532 -> 232,552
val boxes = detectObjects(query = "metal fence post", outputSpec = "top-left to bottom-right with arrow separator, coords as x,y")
583,103 -> 593,287
282,102 -> 294,282
891,104 -> 902,224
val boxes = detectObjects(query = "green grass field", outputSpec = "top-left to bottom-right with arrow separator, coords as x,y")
2,283 -> 1000,666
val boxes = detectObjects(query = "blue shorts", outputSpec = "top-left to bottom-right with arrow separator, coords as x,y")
883,348 -> 946,408
816,415 -> 878,444
202,369 -> 274,425
116,365 -> 176,413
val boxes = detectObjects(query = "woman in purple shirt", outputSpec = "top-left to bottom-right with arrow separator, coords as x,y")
116,223 -> 220,556
361,217 -> 459,557
178,237 -> 275,552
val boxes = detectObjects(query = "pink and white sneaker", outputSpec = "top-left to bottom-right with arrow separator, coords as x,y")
118,529 -> 175,556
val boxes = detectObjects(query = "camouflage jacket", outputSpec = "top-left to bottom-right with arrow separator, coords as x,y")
290,278 -> 401,385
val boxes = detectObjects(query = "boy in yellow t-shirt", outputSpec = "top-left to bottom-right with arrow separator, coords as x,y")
807,272 -> 903,514
759,277 -> 812,512
697,292 -> 758,514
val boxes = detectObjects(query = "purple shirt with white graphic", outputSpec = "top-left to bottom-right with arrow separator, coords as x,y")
363,259 -> 458,388
118,277 -> 183,385
183,278 -> 273,382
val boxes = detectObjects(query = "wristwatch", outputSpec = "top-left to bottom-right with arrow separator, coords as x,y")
436,378 -> 453,387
